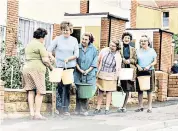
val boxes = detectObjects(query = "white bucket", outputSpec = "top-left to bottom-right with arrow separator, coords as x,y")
49,68 -> 63,82
137,76 -> 151,91
62,69 -> 74,85
119,68 -> 134,80
112,91 -> 126,107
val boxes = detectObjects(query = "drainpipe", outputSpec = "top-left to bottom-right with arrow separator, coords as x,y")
159,29 -> 163,70
108,17 -> 112,47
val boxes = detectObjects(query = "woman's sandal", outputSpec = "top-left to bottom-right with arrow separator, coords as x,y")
135,108 -> 144,112
147,109 -> 152,113
34,115 -> 48,120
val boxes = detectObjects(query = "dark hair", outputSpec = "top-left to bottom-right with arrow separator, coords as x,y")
60,21 -> 73,34
140,35 -> 152,47
111,39 -> 121,51
83,32 -> 95,43
122,32 -> 133,41
33,28 -> 47,39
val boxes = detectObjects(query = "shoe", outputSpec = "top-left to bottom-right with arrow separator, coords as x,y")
81,111 -> 89,116
74,111 -> 80,115
117,107 -> 123,113
105,110 -> 109,115
93,109 -> 101,115
147,109 -> 152,113
135,108 -> 144,112
63,112 -> 70,116
121,108 -> 127,113
34,115 -> 47,120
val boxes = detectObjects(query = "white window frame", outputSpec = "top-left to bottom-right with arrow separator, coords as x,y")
162,11 -> 169,29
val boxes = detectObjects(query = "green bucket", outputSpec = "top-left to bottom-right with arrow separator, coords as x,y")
75,83 -> 96,99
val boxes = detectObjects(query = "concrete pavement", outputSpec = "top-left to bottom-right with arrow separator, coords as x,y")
1,101 -> 178,131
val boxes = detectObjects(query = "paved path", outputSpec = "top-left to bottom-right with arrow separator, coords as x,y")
1,101 -> 178,131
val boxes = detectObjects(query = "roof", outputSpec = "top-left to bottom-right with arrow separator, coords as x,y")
64,12 -> 129,22
138,0 -> 178,8
126,28 -> 174,35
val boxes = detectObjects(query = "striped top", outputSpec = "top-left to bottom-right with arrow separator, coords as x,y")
100,52 -> 116,73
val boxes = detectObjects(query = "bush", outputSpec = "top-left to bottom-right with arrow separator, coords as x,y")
0,41 -> 53,90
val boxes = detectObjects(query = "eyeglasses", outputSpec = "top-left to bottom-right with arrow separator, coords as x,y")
109,44 -> 116,47
140,40 -> 148,43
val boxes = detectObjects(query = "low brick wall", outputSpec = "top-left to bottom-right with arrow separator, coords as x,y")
0,80 -> 4,123
4,71 -> 168,118
168,74 -> 178,97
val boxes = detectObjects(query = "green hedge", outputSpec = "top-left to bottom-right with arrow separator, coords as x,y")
0,41 -> 54,90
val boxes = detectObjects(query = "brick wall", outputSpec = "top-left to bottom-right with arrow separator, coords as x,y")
155,71 -> 168,101
80,0 -> 89,14
130,0 -> 137,28
153,32 -> 160,70
0,80 -> 4,124
160,32 -> 172,72
110,19 -> 126,40
5,0 -> 19,56
168,74 -> 178,97
52,24 -> 61,39
153,31 -> 173,72
100,18 -> 126,50
100,18 -> 110,49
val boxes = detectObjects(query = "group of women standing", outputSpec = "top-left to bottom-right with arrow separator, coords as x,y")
22,21 -> 157,120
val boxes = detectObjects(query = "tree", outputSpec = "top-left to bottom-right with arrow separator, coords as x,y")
173,34 -> 178,54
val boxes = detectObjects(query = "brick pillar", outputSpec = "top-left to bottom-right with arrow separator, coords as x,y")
111,19 -> 126,40
100,18 -> 110,49
153,31 -> 161,70
130,0 -> 138,28
0,80 -> 4,124
168,74 -> 178,97
155,71 -> 168,102
5,0 -> 19,56
80,0 -> 89,14
52,24 -> 61,40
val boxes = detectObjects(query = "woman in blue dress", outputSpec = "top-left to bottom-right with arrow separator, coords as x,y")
74,33 -> 98,116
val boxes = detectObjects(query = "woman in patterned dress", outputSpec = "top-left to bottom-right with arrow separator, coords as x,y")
22,28 -> 54,120
94,39 -> 122,115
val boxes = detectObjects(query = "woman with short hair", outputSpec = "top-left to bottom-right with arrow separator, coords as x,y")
22,28 -> 53,120
74,33 -> 98,116
94,39 -> 122,115
118,32 -> 137,113
47,21 -> 79,116
135,35 -> 157,113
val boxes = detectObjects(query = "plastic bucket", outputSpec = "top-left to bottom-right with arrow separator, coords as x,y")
137,76 -> 151,91
112,91 -> 126,107
119,68 -> 134,80
49,68 -> 63,82
62,69 -> 74,85
76,83 -> 96,98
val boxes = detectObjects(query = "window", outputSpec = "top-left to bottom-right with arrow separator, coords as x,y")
71,28 -> 81,44
162,12 -> 169,28
0,25 -> 6,42
18,18 -> 53,48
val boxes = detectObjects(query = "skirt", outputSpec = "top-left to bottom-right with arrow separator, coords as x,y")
120,80 -> 135,92
136,70 -> 155,92
22,70 -> 46,95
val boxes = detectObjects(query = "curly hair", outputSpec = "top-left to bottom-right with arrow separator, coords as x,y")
83,32 -> 95,43
33,28 -> 48,39
60,21 -> 73,34
140,34 -> 152,46
122,32 -> 133,41
111,39 -> 121,51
